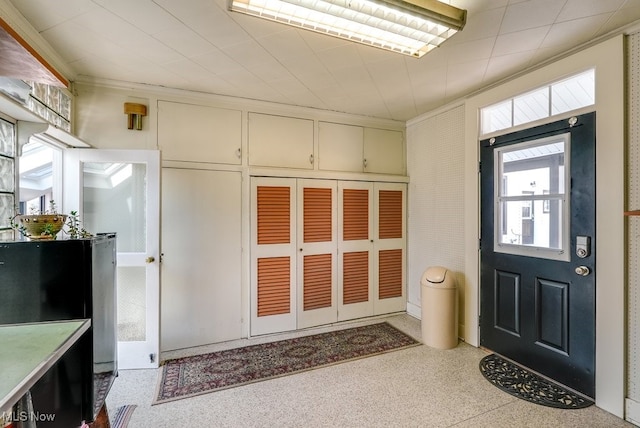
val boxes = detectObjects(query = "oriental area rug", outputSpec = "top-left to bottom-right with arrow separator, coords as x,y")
479,354 -> 594,409
154,322 -> 419,404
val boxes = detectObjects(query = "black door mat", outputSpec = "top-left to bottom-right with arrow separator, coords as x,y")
479,353 -> 594,409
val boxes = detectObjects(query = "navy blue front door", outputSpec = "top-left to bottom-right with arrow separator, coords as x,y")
480,112 -> 596,398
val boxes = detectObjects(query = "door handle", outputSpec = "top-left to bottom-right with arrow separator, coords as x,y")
146,256 -> 155,263
575,266 -> 590,276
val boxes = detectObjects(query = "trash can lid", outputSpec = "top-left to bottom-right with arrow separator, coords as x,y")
423,266 -> 448,283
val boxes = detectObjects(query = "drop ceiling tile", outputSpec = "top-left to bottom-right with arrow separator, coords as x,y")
448,7 -> 505,44
493,26 -> 551,56
10,0 -> 97,31
540,15 -> 608,49
297,27 -> 352,53
446,37 -> 496,65
95,0 -> 184,36
499,0 -> 566,34
257,29 -> 314,63
124,36 -> 186,65
249,61 -> 296,84
557,0 -> 625,22
68,8 -> 146,48
316,44 -> 365,72
191,49 -> 245,76
484,50 -> 536,83
597,5 -> 640,35
220,39 -> 275,69
39,21 -> 106,63
152,27 -> 216,58
406,64 -> 448,89
445,59 -> 490,98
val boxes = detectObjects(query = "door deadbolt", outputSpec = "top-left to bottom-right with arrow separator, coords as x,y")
575,266 -> 590,276
576,236 -> 591,258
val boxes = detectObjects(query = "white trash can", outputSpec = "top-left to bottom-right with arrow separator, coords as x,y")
421,266 -> 458,349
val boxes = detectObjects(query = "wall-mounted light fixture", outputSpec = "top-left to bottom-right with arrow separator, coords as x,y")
229,0 -> 466,58
124,102 -> 147,130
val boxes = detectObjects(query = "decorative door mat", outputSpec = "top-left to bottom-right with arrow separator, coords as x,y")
479,353 -> 594,409
154,322 -> 419,404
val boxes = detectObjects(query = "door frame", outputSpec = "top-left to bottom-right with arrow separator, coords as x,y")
63,149 -> 161,369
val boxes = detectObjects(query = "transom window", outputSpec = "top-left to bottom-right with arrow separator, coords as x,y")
481,69 -> 595,136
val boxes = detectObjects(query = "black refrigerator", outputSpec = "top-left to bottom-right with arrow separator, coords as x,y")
0,233 -> 117,426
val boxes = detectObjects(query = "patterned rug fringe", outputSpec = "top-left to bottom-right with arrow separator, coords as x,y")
111,405 -> 137,428
479,354 -> 594,409
154,322 -> 420,405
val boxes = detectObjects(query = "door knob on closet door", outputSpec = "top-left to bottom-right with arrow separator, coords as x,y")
146,256 -> 155,263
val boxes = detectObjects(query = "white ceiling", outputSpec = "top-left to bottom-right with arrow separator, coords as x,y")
7,0 -> 640,121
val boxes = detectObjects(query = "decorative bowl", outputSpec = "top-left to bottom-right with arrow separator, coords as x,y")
16,214 -> 68,240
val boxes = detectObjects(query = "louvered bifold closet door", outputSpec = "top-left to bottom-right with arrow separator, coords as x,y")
251,177 -> 297,336
297,180 -> 338,329
374,183 -> 406,314
338,181 -> 375,321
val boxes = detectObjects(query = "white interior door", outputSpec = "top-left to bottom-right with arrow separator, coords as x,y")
161,168 -> 242,351
63,149 -> 160,369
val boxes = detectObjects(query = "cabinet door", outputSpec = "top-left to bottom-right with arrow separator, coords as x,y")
364,128 -> 405,175
248,113 -> 314,169
318,122 -> 364,172
251,177 -> 297,335
161,169 -> 242,351
373,182 -> 406,314
158,101 -> 242,164
296,179 -> 338,328
337,181 -> 374,321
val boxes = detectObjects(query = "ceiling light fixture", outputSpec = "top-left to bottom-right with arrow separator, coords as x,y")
229,0 -> 466,58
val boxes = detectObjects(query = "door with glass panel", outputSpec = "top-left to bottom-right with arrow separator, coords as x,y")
64,149 -> 160,369
480,113 -> 595,397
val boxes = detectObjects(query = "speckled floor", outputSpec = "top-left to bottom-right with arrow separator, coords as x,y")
106,314 -> 633,427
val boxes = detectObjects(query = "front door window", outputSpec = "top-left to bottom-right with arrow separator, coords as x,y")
494,134 -> 569,261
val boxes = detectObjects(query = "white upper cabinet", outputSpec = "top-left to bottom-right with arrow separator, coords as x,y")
363,127 -> 405,175
318,121 -> 405,175
318,122 -> 364,172
158,101 -> 242,165
248,113 -> 314,169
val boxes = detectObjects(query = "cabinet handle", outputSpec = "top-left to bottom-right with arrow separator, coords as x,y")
236,148 -> 241,158
309,154 -> 314,164
363,158 -> 368,168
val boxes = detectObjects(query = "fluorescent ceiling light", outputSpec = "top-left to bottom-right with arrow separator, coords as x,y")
229,0 -> 466,58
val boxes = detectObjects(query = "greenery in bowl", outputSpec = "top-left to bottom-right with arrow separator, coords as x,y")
9,200 -> 92,240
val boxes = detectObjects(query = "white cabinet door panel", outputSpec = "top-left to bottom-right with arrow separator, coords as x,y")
158,101 -> 241,165
318,122 -> 363,172
161,169 -> 242,351
364,128 -> 405,175
248,113 -> 314,169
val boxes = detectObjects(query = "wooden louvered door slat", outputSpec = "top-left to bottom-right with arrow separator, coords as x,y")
251,177 -> 297,336
338,181 -> 374,321
374,183 -> 406,315
297,180 -> 337,329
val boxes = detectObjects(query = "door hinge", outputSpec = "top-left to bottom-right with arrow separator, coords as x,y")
478,238 -> 482,250
478,161 -> 481,174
